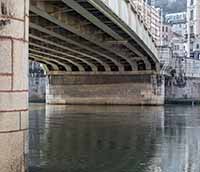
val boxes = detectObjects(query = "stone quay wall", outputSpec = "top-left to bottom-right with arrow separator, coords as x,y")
46,74 -> 165,105
165,76 -> 200,104
29,76 -> 47,103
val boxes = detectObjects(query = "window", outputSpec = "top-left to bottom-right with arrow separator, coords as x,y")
197,44 -> 200,49
190,10 -> 194,20
174,45 -> 177,50
190,25 -> 194,33
190,43 -> 194,52
174,45 -> 180,50
191,0 -> 194,5
166,27 -> 168,32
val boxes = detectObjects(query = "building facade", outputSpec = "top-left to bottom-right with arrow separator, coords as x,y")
162,12 -> 187,57
165,12 -> 187,36
160,23 -> 173,46
133,0 -> 162,45
187,0 -> 200,58
171,33 -> 187,57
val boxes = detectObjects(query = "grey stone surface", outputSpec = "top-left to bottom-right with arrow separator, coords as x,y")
0,76 -> 11,90
0,131 -> 25,172
0,40 -> 12,73
13,41 -> 28,90
47,74 -> 165,105
29,76 -> 47,103
165,77 -> 200,103
0,92 -> 28,111
0,112 -> 20,132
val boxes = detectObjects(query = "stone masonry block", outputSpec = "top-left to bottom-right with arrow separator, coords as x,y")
24,16 -> 29,41
0,92 -> 28,111
25,0 -> 29,16
22,130 -> 29,172
13,41 -> 28,90
0,19 -> 24,39
0,76 -> 11,90
0,131 -> 25,172
20,111 -> 28,130
0,112 -> 20,132
47,74 -> 164,105
0,0 -> 25,20
0,39 -> 12,73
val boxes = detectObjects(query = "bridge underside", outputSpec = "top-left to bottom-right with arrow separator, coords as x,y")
28,0 -> 164,105
29,0 -> 159,74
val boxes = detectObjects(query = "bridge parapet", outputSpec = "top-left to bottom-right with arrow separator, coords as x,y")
99,0 -> 160,60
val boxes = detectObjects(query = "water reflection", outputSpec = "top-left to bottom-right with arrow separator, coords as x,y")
147,106 -> 200,172
29,104 -> 200,172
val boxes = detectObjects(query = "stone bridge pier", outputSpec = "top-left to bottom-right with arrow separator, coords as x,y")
0,0 -> 29,171
46,73 -> 165,105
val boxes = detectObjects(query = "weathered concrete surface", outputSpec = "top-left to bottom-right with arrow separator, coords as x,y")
165,76 -> 200,104
0,0 -> 29,171
29,76 -> 46,103
46,74 -> 164,105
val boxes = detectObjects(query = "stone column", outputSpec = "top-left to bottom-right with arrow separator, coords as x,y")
0,0 -> 29,171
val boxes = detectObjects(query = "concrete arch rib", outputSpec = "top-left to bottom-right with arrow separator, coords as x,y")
30,6 -> 132,71
30,42 -> 97,72
30,23 -> 123,71
29,49 -> 85,72
30,56 -> 59,71
143,57 -> 152,70
132,57 -> 152,70
30,34 -> 111,71
129,58 -> 138,70
139,57 -> 152,70
41,64 -> 50,73
84,0 -> 159,70
61,0 -> 136,70
30,53 -> 72,72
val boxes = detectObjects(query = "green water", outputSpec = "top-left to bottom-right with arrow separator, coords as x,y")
29,104 -> 200,172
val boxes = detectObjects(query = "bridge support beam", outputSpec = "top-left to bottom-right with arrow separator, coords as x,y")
0,0 -> 29,171
46,73 -> 164,105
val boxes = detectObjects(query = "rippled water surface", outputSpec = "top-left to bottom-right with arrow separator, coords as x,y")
29,104 -> 200,172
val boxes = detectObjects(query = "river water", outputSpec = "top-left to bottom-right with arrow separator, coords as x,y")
29,104 -> 200,172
